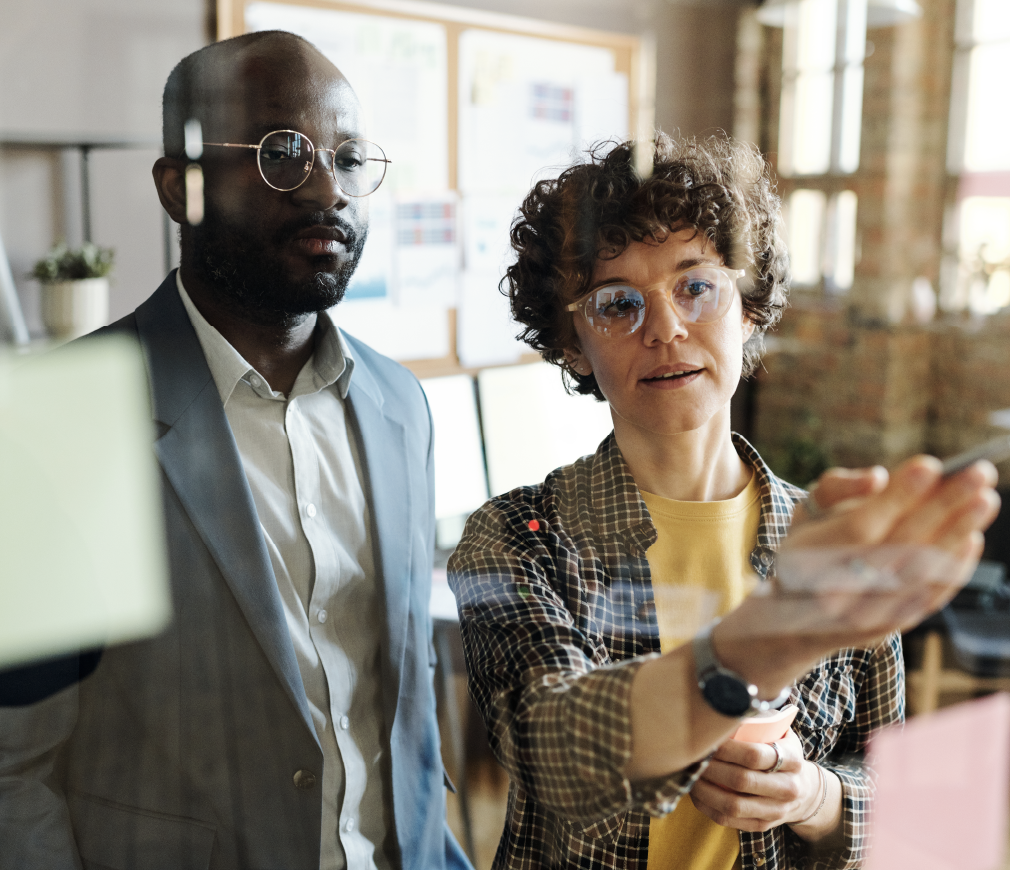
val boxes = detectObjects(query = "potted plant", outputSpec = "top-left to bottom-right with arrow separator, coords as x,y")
31,242 -> 114,339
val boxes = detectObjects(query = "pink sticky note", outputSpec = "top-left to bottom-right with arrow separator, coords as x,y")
865,693 -> 1010,870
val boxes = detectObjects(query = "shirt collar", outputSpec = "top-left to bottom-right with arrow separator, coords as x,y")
588,429 -> 804,557
176,270 -> 355,404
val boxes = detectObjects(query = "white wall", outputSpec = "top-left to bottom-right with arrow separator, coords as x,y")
0,0 -> 205,334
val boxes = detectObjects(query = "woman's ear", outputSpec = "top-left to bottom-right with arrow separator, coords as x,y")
741,315 -> 756,343
564,349 -> 592,376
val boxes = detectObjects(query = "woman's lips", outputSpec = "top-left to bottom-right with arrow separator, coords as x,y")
641,369 -> 702,389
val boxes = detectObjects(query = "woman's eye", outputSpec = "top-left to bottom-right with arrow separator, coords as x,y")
678,280 -> 716,299
261,148 -> 292,163
599,296 -> 644,318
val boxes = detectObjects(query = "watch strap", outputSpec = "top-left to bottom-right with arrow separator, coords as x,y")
692,620 -> 790,716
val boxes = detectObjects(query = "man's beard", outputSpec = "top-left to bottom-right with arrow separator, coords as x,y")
189,209 -> 367,326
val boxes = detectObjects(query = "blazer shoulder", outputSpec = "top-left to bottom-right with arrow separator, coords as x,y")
341,330 -> 427,407
89,312 -> 140,340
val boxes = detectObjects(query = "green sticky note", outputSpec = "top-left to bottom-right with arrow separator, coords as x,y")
0,335 -> 170,667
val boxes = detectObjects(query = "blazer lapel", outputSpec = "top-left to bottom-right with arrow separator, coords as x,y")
345,353 -> 411,727
135,275 -> 317,741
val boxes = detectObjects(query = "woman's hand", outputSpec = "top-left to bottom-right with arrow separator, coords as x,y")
713,456 -> 999,698
793,465 -> 889,524
627,457 -> 998,782
690,730 -> 841,841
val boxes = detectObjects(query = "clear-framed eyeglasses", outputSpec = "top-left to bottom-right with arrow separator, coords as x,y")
565,266 -> 746,338
202,129 -> 390,196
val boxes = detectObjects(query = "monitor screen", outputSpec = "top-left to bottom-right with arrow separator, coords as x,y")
420,374 -> 489,521
477,362 -> 613,497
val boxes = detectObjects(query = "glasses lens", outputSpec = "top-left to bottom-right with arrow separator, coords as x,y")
671,268 -> 734,323
258,131 -> 314,191
332,139 -> 387,197
586,285 -> 647,337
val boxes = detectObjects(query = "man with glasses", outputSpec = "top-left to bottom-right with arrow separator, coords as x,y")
0,30 -> 470,870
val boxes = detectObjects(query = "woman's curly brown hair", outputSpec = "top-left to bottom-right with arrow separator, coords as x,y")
502,132 -> 790,401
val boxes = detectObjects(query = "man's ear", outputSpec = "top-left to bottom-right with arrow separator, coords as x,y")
152,157 -> 187,225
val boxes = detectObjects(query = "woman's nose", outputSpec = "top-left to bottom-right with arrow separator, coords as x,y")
642,289 -> 689,344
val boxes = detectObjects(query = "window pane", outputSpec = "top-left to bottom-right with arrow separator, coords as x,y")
837,65 -> 864,173
974,0 -> 1010,41
843,0 -> 868,63
797,0 -> 838,71
959,196 -> 1010,314
965,44 -> 1010,170
825,190 -> 858,292
960,196 -> 1010,262
787,189 -> 827,286
792,72 -> 835,174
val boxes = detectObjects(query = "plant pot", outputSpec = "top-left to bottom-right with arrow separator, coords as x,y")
40,278 -> 110,339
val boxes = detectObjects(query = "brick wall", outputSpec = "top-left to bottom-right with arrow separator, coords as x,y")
930,311 -> 1010,470
753,302 -> 932,481
753,303 -> 1010,485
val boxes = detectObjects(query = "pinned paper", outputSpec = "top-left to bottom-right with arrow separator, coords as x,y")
0,336 -> 170,667
865,693 -> 1010,870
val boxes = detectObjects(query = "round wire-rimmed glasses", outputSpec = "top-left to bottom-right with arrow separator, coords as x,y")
202,129 -> 390,196
565,266 -> 746,338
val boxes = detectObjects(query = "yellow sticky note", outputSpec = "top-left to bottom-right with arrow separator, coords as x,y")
0,335 -> 170,667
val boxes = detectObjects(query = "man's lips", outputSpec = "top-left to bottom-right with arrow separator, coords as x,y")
290,225 -> 350,256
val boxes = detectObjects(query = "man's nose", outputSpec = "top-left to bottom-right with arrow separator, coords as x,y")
291,149 -> 350,210
642,289 -> 689,344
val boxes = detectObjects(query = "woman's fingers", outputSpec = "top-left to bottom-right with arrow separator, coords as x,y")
690,779 -> 781,830
693,731 -> 817,831
784,456 -> 998,561
784,456 -> 942,552
798,466 -> 888,523
885,462 -> 999,547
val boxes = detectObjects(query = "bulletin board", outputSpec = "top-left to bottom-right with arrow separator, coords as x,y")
217,0 -> 650,378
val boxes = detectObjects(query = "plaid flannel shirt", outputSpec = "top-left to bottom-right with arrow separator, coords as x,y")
448,431 -> 904,870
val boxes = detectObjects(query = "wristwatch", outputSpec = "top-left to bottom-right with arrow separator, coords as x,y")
692,620 -> 790,718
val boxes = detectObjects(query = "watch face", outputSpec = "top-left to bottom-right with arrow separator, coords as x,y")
703,673 -> 753,718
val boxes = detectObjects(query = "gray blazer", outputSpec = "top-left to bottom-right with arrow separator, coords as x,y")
0,273 -> 470,870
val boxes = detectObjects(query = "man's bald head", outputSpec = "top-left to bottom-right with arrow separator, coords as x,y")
162,31 -> 347,157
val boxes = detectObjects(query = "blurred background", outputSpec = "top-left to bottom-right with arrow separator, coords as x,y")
2,0 -> 1009,865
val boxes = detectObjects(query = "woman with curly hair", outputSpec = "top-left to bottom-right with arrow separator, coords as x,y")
447,134 -> 997,870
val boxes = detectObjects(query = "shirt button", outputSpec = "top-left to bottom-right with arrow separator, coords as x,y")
755,858 -> 766,866
306,503 -> 317,519
339,715 -> 350,730
343,818 -> 355,833
293,769 -> 316,790
317,609 -> 328,624
250,375 -> 261,388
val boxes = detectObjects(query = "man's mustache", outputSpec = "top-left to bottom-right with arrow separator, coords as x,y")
275,213 -> 360,249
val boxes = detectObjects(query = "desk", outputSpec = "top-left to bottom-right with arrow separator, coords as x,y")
906,560 -> 1010,714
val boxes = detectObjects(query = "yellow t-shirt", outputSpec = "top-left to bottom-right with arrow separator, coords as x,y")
642,473 -> 762,870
